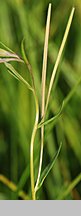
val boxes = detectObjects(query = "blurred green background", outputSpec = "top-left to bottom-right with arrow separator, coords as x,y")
0,0 -> 81,200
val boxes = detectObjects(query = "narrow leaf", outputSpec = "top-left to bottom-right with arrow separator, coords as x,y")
38,101 -> 64,128
45,7 -> 75,114
0,48 -> 21,59
21,39 -> 28,64
43,75 -> 81,135
63,76 -> 81,108
21,39 -> 35,89
0,41 -> 16,54
38,71 -> 81,130
0,42 -> 23,63
58,173 -> 81,200
17,166 -> 29,190
5,62 -> 33,91
35,3 -> 52,192
0,174 -> 29,200
41,3 -> 51,118
0,57 -> 23,63
36,143 -> 62,191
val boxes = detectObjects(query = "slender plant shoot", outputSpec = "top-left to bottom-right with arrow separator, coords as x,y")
45,7 -> 75,114
0,4 -> 75,200
35,3 -> 51,193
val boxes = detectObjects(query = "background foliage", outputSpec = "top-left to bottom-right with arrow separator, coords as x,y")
0,0 -> 81,200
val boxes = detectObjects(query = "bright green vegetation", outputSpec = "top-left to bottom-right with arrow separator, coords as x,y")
0,0 -> 81,200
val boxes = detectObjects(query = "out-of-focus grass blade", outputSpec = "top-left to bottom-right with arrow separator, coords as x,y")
38,102 -> 64,128
21,39 -> 35,89
0,174 -> 29,200
17,157 -> 37,192
17,166 -> 29,190
4,62 -> 33,91
21,39 -> 28,64
36,143 -> 62,192
63,76 -> 81,108
57,173 -> 81,200
0,42 -> 15,54
64,116 -> 81,164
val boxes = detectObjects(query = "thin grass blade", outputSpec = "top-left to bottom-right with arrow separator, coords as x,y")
0,174 -> 30,200
58,173 -> 81,200
0,42 -> 16,54
40,72 -> 81,128
0,57 -> 23,63
38,101 -> 64,128
21,39 -> 35,89
0,48 -> 21,59
35,3 -> 52,192
4,62 -> 33,91
45,7 -> 75,114
41,3 -> 51,119
36,143 -> 62,192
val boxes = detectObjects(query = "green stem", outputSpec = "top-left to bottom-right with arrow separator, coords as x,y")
35,3 -> 51,193
30,90 -> 39,200
35,126 -> 44,193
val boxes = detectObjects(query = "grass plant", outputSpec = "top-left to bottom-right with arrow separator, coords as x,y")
0,1 -> 81,200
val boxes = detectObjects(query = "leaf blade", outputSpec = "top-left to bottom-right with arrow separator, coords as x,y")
38,101 -> 64,128
45,7 -> 75,114
5,62 -> 33,91
36,143 -> 62,192
0,41 -> 17,54
0,43 -> 23,63
35,3 -> 52,193
21,39 -> 35,89
57,173 -> 81,200
0,57 -> 23,63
